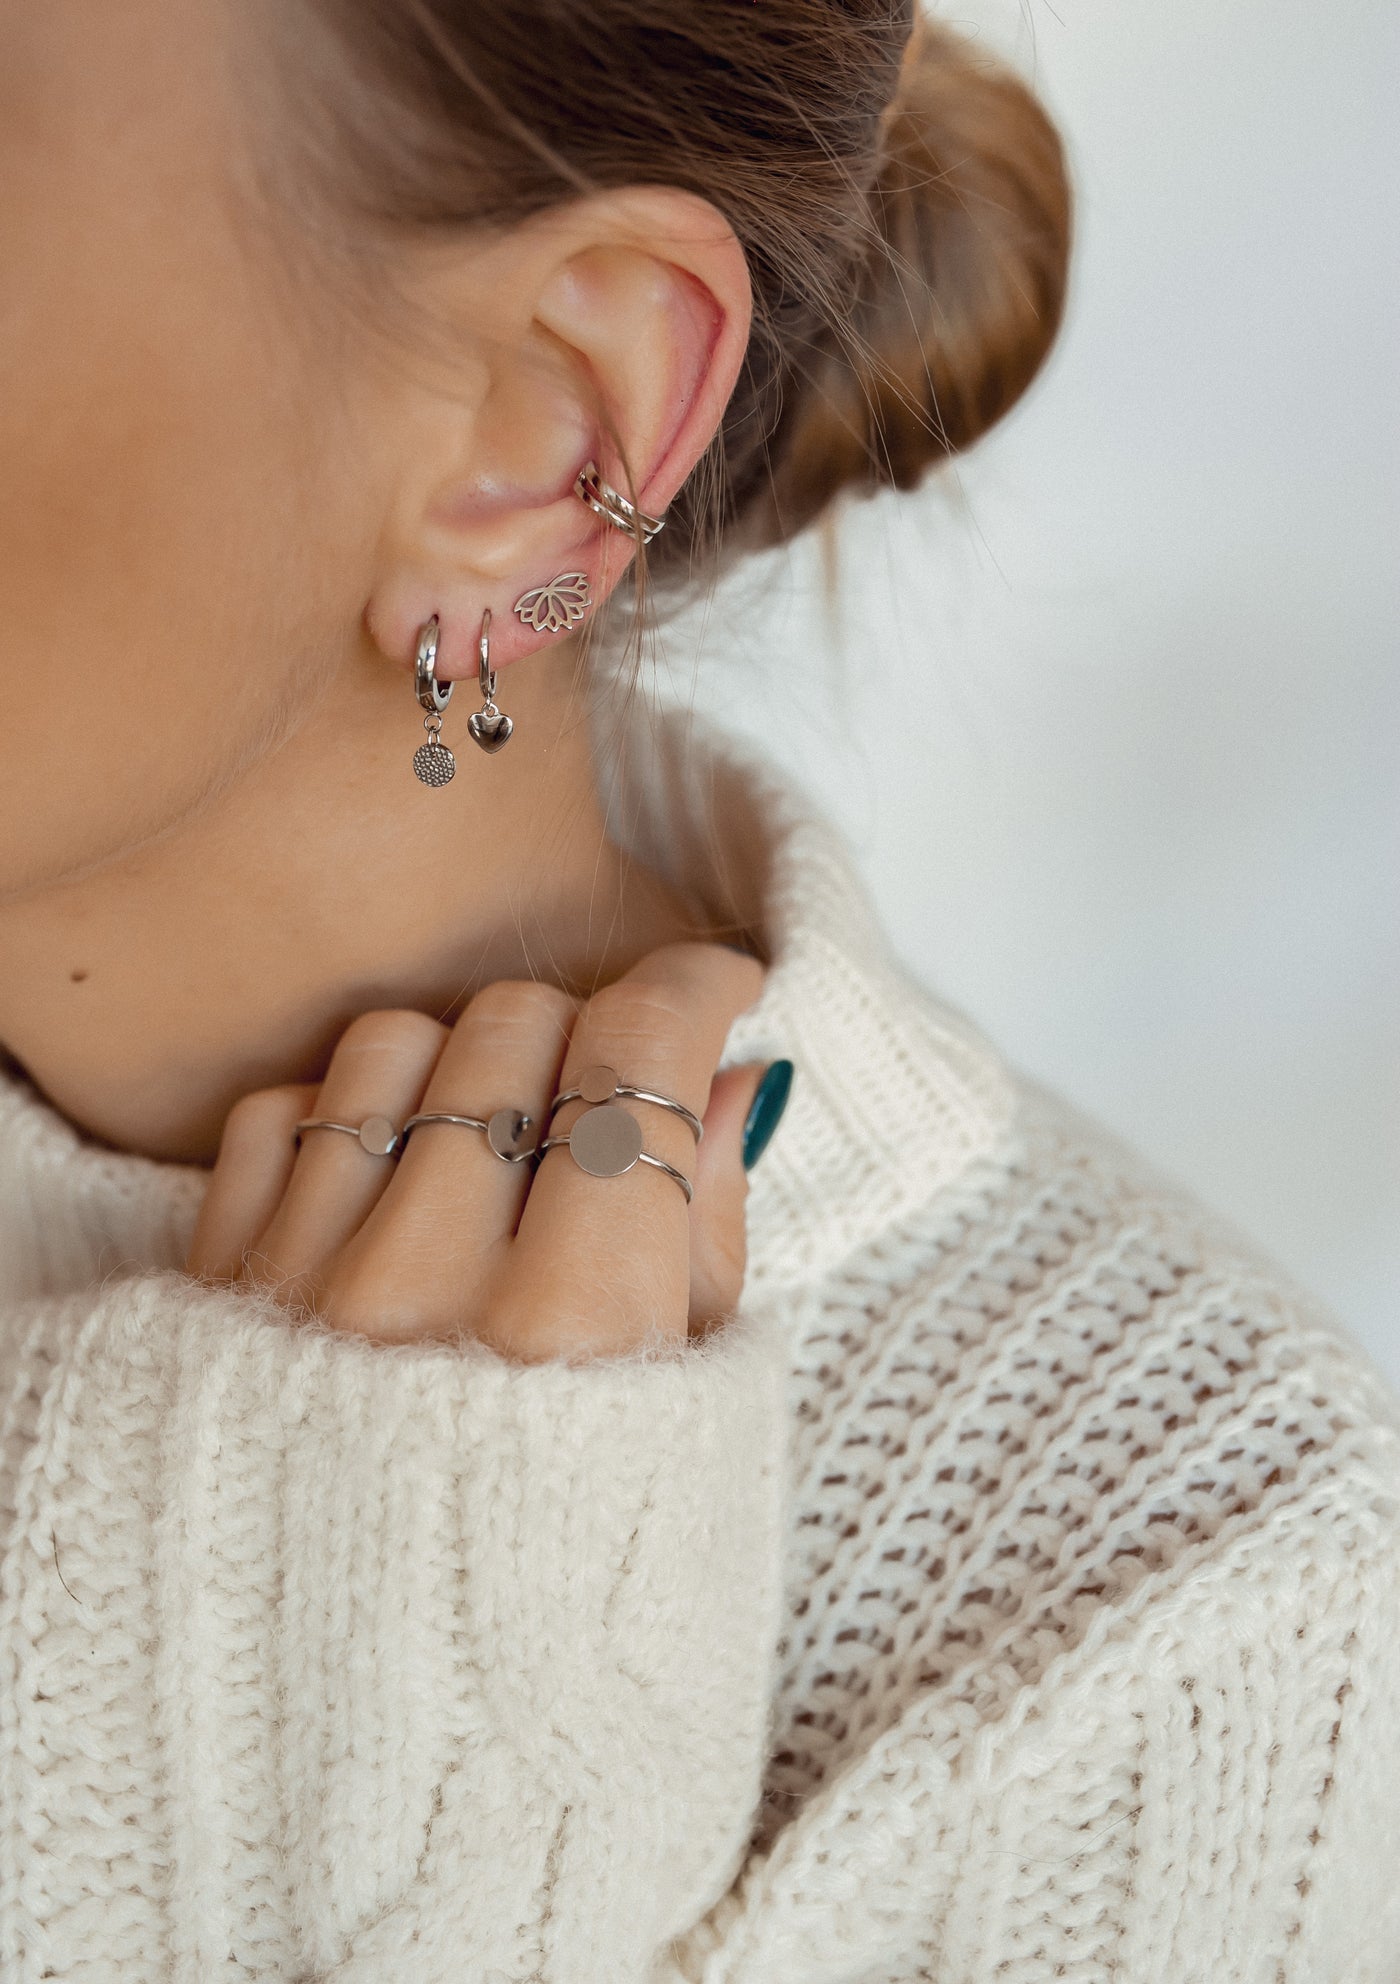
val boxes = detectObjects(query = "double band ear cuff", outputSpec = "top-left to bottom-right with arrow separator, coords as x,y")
573,460 -> 667,545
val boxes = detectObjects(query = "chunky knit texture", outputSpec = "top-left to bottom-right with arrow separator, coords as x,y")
2,701 -> 1398,1983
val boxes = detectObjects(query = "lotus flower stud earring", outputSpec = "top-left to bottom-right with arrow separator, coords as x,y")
513,571 -> 592,635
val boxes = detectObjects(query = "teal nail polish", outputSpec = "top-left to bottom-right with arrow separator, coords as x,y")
742,1059 -> 794,1171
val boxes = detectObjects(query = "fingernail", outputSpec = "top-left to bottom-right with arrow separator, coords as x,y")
741,1059 -> 794,1171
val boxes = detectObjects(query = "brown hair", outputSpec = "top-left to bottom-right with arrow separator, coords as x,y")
277,0 -> 1073,577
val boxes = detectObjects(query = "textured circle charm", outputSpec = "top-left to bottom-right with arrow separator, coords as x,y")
577,1064 -> 619,1105
487,1106 -> 537,1161
358,1115 -> 400,1157
569,1103 -> 644,1177
413,739 -> 456,787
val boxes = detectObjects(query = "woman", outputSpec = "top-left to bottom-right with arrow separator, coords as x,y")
1,2 -> 1396,1978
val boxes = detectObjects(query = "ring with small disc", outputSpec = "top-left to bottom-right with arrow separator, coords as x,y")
487,1106 -> 539,1162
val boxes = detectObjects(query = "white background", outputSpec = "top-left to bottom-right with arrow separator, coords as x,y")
662,0 -> 1399,1377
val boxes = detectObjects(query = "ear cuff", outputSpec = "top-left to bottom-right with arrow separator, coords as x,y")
573,460 -> 667,544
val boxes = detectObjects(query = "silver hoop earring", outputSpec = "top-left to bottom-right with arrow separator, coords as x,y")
573,460 -> 666,545
513,571 -> 592,634
467,609 -> 513,754
412,614 -> 455,788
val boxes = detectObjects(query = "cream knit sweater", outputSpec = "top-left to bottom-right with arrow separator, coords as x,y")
2,702 -> 1398,1984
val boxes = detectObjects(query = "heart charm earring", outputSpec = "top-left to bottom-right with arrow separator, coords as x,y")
412,614 -> 455,787
467,609 -> 513,754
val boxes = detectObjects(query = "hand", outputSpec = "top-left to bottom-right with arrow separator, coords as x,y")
184,943 -> 776,1359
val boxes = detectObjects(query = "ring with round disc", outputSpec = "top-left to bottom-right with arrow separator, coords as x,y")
488,1106 -> 537,1161
358,1115 -> 400,1157
568,1102 -> 644,1177
577,1064 -> 620,1106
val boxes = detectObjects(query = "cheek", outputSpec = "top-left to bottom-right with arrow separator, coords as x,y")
0,21 -> 368,893
0,272 -> 350,892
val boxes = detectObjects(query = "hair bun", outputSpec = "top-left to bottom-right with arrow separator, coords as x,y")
742,15 -> 1074,548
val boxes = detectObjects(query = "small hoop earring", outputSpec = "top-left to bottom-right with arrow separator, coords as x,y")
573,460 -> 666,545
467,609 -> 514,754
412,614 -> 455,788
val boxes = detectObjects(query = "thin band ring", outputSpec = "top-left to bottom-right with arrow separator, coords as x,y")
293,1116 -> 402,1158
547,1064 -> 704,1144
573,460 -> 667,545
401,1107 -> 539,1163
535,1130 -> 694,1206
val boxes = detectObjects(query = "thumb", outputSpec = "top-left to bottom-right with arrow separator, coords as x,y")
688,1059 -> 795,1333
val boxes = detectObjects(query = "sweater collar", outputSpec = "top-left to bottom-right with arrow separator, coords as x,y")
594,702 -> 1014,1292
0,702 -> 1012,1299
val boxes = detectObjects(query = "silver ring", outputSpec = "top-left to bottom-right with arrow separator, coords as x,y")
536,1103 -> 694,1205
547,1064 -> 703,1143
293,1116 -> 402,1158
573,460 -> 667,545
401,1107 -> 539,1162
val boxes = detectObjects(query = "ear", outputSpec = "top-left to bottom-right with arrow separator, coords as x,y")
364,186 -> 752,681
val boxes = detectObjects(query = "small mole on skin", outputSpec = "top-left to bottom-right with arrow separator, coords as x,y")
69,968 -> 88,983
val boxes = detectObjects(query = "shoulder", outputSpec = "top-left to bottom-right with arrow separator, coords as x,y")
763,1061 -> 1400,1829
0,1052 -> 203,1305
722,1071 -> 1400,1976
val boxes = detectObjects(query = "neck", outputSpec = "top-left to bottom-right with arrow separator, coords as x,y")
0,644 -> 709,1165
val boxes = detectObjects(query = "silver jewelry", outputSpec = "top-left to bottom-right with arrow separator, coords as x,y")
412,615 -> 455,788
573,460 -> 666,545
537,1104 -> 694,1204
548,1063 -> 703,1143
293,1115 -> 402,1157
467,609 -> 513,753
513,572 -> 592,635
400,1106 -> 539,1162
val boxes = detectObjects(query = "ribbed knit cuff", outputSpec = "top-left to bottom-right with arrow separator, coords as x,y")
1,1272 -> 790,1983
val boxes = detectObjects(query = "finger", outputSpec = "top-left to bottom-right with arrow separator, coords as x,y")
509,943 -> 764,1359
334,980 -> 577,1339
249,1009 -> 448,1300
185,1083 -> 318,1281
685,1062 -> 764,1334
